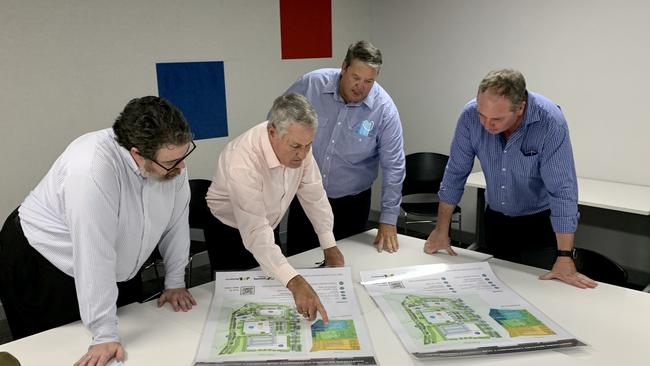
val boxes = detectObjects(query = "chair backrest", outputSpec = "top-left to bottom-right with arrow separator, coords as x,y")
402,152 -> 449,196
573,247 -> 628,287
189,179 -> 213,229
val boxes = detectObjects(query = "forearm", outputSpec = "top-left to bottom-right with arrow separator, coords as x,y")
434,202 -> 457,234
555,232 -> 575,251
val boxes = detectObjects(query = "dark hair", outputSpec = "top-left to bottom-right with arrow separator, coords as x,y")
113,96 -> 191,159
478,69 -> 527,111
343,40 -> 382,70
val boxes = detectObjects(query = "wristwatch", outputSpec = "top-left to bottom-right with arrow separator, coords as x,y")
556,249 -> 575,258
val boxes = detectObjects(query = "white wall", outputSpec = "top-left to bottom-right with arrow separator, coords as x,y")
370,0 -> 650,279
0,0 -> 371,217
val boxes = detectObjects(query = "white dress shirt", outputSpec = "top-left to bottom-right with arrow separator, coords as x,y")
206,121 -> 335,286
19,128 -> 190,345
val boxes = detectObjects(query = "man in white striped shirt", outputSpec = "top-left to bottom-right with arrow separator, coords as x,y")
0,96 -> 197,366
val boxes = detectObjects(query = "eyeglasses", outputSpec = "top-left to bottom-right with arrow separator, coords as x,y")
147,140 -> 196,172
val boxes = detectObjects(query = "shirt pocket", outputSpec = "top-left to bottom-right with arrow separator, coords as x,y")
513,152 -> 541,178
337,126 -> 377,165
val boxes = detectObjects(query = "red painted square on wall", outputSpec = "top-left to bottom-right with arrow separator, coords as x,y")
280,0 -> 332,59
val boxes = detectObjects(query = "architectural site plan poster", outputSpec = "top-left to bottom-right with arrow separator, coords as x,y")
194,267 -> 376,365
360,262 -> 583,358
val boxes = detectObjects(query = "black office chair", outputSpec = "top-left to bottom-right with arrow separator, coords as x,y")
187,178 -> 213,287
573,247 -> 628,287
400,152 -> 461,235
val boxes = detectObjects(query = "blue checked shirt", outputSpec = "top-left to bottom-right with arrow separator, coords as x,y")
439,91 -> 579,233
284,68 -> 405,225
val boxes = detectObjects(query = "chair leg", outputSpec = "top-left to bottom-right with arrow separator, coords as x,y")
141,260 -> 163,302
186,256 -> 194,288
404,213 -> 408,235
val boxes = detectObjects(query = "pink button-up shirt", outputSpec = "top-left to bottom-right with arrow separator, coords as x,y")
207,121 -> 336,285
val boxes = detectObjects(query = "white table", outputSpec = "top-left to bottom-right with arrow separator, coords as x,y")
2,230 -> 649,365
465,171 -> 650,245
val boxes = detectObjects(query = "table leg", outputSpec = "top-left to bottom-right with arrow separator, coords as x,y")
475,187 -> 486,247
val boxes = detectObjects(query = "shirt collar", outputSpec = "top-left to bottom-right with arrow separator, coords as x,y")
521,91 -> 540,128
323,70 -> 376,109
261,121 -> 283,169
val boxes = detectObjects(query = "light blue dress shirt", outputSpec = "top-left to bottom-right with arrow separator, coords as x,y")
284,68 -> 405,224
439,91 -> 579,233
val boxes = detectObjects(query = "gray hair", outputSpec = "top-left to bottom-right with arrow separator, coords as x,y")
478,69 -> 527,111
343,40 -> 382,70
268,93 -> 318,136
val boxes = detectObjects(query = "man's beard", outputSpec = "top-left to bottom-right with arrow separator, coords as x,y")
140,162 -> 181,182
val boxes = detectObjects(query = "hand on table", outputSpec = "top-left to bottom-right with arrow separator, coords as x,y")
374,223 -> 399,253
157,288 -> 197,312
74,342 -> 124,366
540,257 -> 597,289
423,227 -> 457,256
323,246 -> 345,267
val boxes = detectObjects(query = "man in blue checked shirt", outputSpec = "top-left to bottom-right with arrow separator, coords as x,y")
424,69 -> 597,289
280,40 -> 405,255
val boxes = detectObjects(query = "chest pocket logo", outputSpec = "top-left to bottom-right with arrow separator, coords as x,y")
357,120 -> 374,137
337,120 -> 377,165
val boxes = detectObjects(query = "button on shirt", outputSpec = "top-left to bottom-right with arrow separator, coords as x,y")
19,128 -> 190,345
206,122 -> 336,286
283,68 -> 405,225
439,91 -> 579,233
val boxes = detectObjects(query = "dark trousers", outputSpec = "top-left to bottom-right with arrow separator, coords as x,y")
0,208 -> 143,340
203,214 -> 281,273
484,206 -> 557,270
286,188 -> 371,256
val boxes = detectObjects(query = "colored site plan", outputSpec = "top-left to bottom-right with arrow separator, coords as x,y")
310,319 -> 360,351
219,303 -> 301,354
489,309 -> 555,337
361,262 -> 582,358
217,303 -> 361,355
194,267 -> 377,365
401,295 -> 501,344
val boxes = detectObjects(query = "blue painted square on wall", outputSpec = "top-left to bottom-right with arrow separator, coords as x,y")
156,61 -> 228,140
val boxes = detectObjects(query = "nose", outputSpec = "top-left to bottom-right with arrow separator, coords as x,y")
176,160 -> 186,170
296,147 -> 308,160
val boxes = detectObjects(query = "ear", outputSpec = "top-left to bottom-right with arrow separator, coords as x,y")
268,124 -> 278,140
130,147 -> 144,165
517,101 -> 526,116
341,61 -> 348,71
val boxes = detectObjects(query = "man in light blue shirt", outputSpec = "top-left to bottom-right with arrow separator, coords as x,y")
281,41 -> 405,255
424,69 -> 596,289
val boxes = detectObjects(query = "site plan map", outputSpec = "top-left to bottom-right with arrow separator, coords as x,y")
194,267 -> 376,365
360,262 -> 582,358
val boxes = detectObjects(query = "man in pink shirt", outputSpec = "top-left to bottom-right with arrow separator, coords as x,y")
206,93 -> 345,322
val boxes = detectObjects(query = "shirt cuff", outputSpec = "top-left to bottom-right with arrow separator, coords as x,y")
550,214 -> 579,233
379,212 -> 399,225
317,231 -> 336,249
438,187 -> 463,206
164,272 -> 186,290
90,321 -> 120,345
275,262 -> 300,287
